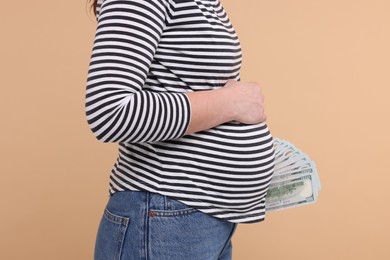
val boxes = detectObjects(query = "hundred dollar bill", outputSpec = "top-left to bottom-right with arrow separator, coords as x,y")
272,160 -> 321,193
271,161 -> 315,181
266,175 -> 316,212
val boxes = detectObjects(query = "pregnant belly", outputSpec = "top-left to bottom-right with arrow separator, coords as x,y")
158,121 -> 275,177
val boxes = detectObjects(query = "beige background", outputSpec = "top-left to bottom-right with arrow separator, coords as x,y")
1,0 -> 389,259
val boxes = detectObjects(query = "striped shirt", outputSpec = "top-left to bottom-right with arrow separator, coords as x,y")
86,0 -> 275,223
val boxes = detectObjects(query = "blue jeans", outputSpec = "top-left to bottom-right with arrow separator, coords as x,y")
94,190 -> 238,260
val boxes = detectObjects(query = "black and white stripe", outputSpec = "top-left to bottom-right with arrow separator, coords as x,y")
86,0 -> 275,223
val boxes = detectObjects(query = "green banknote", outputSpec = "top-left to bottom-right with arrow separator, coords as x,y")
266,137 -> 321,212
266,173 -> 316,211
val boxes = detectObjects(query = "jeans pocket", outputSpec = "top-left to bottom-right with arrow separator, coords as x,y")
94,207 -> 129,260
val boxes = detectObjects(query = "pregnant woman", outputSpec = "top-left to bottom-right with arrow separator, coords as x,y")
85,0 -> 275,259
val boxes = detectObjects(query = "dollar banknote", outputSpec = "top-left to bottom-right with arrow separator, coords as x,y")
266,138 -> 321,212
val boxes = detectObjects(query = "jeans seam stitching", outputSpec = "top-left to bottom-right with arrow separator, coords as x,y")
151,208 -> 197,217
116,225 -> 128,260
145,192 -> 150,260
218,223 -> 237,258
104,208 -> 129,225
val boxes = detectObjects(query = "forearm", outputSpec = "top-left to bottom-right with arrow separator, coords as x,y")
184,88 -> 237,135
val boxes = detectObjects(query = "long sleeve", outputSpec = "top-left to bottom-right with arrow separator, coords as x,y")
85,0 -> 191,143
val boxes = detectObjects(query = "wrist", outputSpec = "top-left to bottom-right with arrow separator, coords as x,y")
218,86 -> 239,122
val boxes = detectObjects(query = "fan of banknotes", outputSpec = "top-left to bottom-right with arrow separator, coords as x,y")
265,137 -> 321,212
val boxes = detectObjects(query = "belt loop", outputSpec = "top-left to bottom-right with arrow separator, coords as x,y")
163,194 -> 168,210
145,190 -> 150,214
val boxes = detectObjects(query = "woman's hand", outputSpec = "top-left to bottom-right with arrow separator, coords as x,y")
223,80 -> 267,124
184,79 -> 267,135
